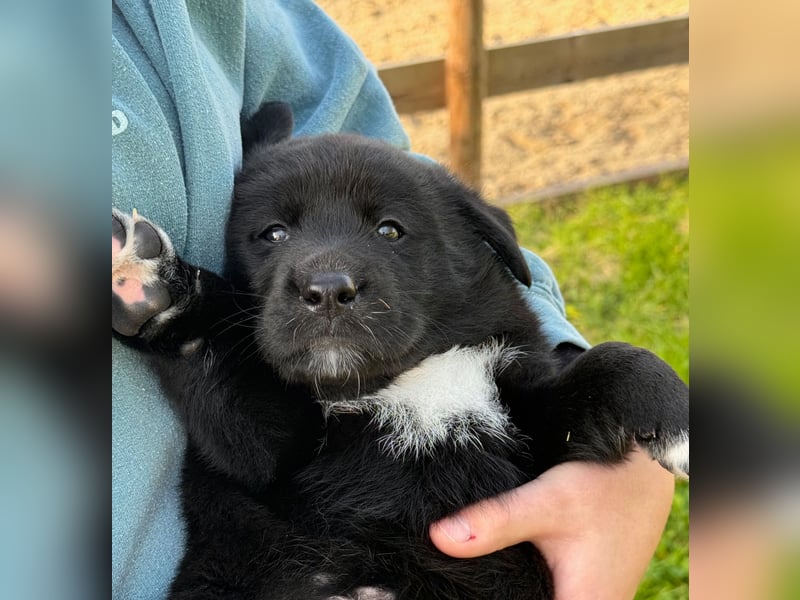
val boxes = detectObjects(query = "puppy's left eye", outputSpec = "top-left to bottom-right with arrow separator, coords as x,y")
377,221 -> 403,241
259,225 -> 289,243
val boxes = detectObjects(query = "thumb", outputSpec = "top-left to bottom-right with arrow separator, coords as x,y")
429,479 -> 557,558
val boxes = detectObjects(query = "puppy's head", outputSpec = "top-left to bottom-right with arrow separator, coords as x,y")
227,103 -> 530,393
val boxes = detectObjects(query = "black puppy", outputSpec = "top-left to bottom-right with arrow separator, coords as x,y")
112,102 -> 689,600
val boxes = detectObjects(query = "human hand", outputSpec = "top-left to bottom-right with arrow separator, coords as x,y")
430,448 -> 675,600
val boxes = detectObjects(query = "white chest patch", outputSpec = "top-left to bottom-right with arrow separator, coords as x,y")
324,343 -> 519,458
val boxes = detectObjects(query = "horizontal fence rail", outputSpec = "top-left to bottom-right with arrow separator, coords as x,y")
493,157 -> 689,206
378,14 -> 689,113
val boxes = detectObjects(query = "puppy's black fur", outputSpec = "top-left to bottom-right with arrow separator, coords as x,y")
112,102 -> 689,600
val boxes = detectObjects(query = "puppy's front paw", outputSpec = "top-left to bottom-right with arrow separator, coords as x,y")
637,429 -> 689,479
112,208 -> 176,336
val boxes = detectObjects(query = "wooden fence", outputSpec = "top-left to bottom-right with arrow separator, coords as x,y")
376,5 -> 689,195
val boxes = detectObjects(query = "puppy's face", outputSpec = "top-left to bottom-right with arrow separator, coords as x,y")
227,133 -> 530,394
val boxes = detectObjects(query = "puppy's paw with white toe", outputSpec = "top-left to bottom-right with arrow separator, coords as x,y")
112,208 -> 176,337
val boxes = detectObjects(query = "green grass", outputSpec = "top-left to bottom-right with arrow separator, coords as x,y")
506,175 -> 690,599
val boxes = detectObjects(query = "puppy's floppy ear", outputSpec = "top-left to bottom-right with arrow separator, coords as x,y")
240,101 -> 294,156
451,184 -> 532,287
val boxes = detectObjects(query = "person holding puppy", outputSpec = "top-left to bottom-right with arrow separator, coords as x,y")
112,1 -> 675,599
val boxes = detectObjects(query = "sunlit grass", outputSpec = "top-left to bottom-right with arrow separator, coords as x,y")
506,175 -> 690,599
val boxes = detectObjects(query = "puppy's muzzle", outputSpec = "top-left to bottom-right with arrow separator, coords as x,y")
300,272 -> 358,316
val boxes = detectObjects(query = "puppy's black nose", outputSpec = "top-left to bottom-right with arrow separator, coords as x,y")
301,272 -> 357,314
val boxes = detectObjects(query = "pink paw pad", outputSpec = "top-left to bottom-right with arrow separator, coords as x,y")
111,211 -> 172,337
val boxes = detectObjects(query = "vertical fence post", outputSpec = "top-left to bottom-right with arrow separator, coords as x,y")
446,0 -> 485,188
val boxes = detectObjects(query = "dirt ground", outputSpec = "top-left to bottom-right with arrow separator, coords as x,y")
316,0 -> 689,201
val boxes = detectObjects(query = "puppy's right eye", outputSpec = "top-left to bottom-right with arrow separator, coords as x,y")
377,221 -> 403,241
259,225 -> 289,243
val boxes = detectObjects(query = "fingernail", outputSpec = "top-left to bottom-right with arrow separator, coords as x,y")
436,514 -> 473,543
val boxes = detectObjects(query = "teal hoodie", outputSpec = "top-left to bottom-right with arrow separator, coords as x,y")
112,2 -> 588,598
